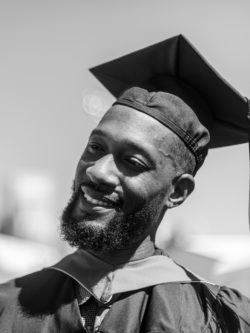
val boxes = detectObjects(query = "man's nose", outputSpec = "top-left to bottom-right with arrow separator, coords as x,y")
86,154 -> 119,188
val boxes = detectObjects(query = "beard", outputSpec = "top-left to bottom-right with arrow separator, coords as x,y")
60,187 -> 165,252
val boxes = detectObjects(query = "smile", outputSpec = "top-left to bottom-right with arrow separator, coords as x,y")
80,185 -> 121,209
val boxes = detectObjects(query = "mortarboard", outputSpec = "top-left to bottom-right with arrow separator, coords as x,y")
89,34 -> 249,150
89,34 -> 250,224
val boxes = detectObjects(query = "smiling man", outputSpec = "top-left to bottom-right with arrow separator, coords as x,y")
0,35 -> 250,333
61,100 -> 195,255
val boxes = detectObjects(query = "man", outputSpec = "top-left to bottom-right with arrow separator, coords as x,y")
0,35 -> 250,332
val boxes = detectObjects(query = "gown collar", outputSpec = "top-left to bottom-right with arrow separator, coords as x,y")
49,246 -> 210,303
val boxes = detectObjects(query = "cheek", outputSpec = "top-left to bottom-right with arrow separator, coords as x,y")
74,159 -> 89,189
121,174 -> 164,212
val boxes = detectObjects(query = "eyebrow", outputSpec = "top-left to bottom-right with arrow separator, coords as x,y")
90,128 -> 156,166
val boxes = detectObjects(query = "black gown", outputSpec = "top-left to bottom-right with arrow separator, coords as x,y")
0,251 -> 250,332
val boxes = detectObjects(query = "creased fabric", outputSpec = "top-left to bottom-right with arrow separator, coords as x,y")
49,249 -> 209,302
0,253 -> 250,332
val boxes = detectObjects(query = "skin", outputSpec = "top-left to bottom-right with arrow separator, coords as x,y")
61,104 -> 195,259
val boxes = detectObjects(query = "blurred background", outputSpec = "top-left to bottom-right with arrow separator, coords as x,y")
0,0 -> 250,296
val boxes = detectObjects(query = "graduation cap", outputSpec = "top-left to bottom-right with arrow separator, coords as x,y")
89,35 -> 250,221
89,34 -> 249,146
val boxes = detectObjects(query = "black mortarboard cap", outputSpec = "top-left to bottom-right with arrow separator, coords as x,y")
89,34 -> 249,153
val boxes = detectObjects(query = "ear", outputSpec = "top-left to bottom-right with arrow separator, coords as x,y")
165,173 -> 195,209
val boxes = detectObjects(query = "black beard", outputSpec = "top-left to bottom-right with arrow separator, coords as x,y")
60,188 -> 165,252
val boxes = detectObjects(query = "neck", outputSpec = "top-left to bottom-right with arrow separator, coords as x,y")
88,236 -> 155,265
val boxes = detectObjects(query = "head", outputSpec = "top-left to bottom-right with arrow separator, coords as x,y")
61,99 -> 197,252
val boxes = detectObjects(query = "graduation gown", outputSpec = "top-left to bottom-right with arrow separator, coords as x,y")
0,251 -> 250,333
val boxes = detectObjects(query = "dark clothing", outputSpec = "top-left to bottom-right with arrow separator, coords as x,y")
0,266 -> 250,332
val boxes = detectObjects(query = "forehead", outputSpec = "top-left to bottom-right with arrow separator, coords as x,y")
94,104 -> 174,148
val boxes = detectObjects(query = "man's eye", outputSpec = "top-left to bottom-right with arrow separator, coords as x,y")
125,158 -> 147,170
87,142 -> 103,152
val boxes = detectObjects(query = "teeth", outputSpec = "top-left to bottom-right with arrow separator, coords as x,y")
84,192 -> 111,207
81,186 -> 114,208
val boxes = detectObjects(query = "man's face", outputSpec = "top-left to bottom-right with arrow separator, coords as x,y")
61,105 -> 178,251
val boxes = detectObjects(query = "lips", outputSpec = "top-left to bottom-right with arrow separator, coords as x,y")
80,185 -> 122,209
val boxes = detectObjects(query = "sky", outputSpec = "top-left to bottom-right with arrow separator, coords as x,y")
0,0 -> 250,239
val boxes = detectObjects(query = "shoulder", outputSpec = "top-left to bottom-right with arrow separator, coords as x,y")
150,281 -> 250,331
0,268 -> 73,315
150,279 -> 218,310
146,252 -> 250,331
216,285 -> 250,329
157,250 -> 250,319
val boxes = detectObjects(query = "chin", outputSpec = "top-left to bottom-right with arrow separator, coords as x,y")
60,194 -> 124,251
60,188 -> 165,251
